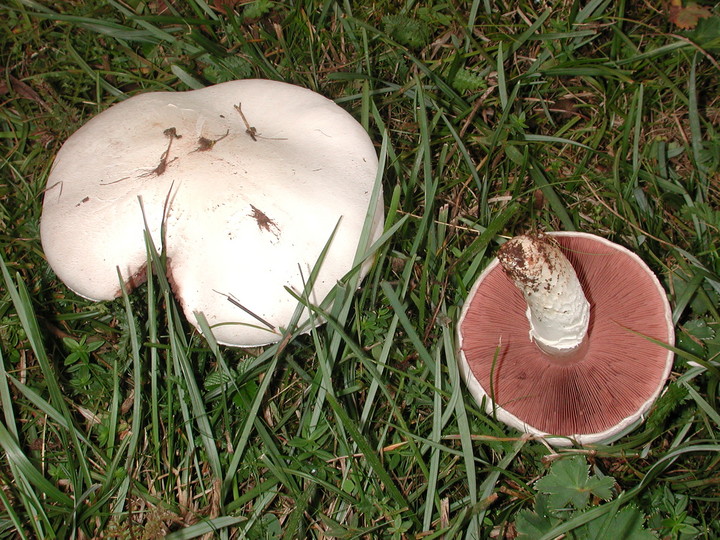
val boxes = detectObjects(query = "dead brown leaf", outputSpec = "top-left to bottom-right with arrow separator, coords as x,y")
0,73 -> 50,110
668,0 -> 713,30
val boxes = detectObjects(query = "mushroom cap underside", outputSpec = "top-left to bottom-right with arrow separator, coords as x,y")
457,232 -> 674,445
40,79 -> 383,347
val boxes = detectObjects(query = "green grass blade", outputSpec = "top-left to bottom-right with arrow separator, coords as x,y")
0,421 -> 73,507
325,392 -> 419,528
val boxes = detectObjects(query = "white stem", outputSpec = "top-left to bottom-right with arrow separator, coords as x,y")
498,234 -> 590,356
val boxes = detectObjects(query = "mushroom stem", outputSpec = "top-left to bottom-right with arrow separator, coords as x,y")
497,234 -> 590,357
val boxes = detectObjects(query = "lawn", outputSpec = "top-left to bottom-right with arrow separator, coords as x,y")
1,0 -> 719,538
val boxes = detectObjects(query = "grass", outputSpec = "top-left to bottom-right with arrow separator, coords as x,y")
1,0 -> 719,538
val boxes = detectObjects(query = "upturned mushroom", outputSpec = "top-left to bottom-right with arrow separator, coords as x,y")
457,232 -> 674,446
41,79 -> 384,347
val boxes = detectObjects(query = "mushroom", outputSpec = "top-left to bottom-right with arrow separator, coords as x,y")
40,79 -> 383,347
456,232 -> 674,446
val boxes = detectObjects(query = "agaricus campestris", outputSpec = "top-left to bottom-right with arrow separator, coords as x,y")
457,232 -> 674,446
41,79 -> 383,347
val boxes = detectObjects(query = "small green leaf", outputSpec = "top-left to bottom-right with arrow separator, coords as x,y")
505,144 -> 525,165
244,0 -> 274,21
382,15 -> 431,49
645,382 -> 689,432
535,456 -> 615,510
515,494 -> 562,539
62,336 -> 80,351
683,319 -> 716,340
86,339 -> 104,353
204,370 -> 232,391
452,67 -> 487,93
575,506 -> 657,540
686,14 -> 720,52
64,352 -> 81,366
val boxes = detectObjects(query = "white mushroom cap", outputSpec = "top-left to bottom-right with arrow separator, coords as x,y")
40,79 -> 383,347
